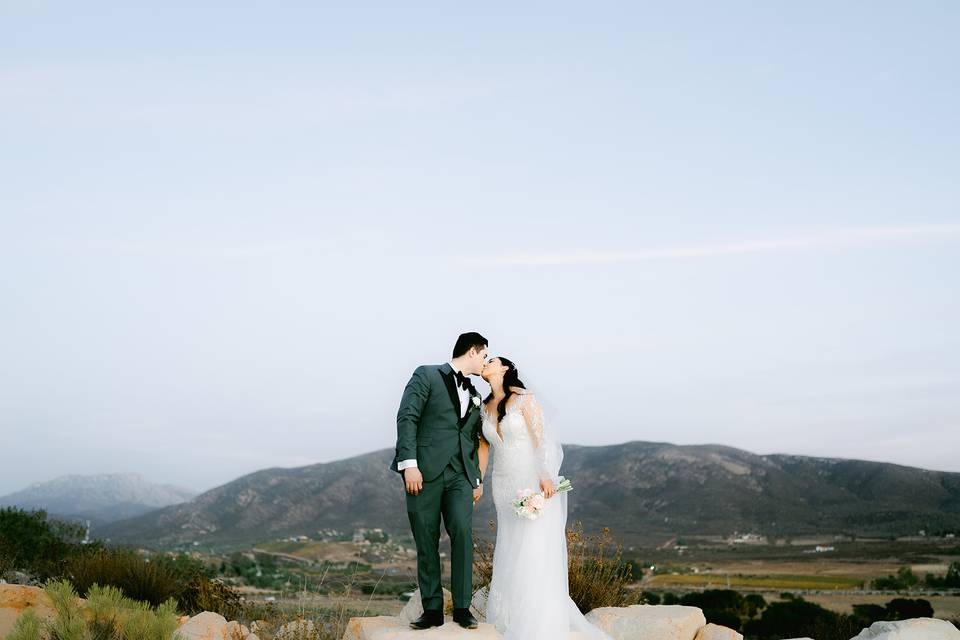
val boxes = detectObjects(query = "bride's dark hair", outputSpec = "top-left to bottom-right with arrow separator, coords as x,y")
484,356 -> 527,423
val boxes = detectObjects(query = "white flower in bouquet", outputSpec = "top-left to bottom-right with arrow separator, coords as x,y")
512,476 -> 574,520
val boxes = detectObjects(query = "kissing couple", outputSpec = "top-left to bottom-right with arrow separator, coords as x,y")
390,332 -> 613,640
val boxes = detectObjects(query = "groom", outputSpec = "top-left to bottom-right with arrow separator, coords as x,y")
391,332 -> 488,630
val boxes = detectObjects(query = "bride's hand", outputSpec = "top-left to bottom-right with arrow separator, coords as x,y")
540,478 -> 556,499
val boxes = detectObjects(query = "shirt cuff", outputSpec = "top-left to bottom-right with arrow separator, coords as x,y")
398,459 -> 418,470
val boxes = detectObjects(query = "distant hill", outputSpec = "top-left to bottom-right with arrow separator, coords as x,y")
0,473 -> 196,524
96,442 -> 960,547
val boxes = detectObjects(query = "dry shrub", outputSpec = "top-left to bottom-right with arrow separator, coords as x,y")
178,574 -> 244,620
566,521 -> 642,613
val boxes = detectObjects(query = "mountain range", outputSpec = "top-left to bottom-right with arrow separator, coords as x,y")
0,473 -> 196,524
94,442 -> 960,547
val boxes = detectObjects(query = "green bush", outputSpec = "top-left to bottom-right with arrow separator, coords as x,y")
7,579 -> 181,640
66,547 -> 241,619
884,597 -> 934,620
0,508 -> 91,580
873,566 -> 919,590
6,610 -> 43,640
851,603 -> 887,627
924,561 -> 960,588
744,593 -> 767,619
743,596 -> 862,640
66,549 -> 183,606
680,589 -> 748,631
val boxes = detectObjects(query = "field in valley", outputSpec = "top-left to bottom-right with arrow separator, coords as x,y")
210,531 -> 959,622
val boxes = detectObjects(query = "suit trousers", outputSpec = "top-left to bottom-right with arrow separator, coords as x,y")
406,453 -> 474,610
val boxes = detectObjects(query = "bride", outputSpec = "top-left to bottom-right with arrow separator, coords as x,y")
477,356 -> 614,640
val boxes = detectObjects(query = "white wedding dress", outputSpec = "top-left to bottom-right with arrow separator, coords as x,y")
480,392 -> 614,640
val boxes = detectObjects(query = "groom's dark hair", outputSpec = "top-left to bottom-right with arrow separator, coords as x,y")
452,332 -> 488,358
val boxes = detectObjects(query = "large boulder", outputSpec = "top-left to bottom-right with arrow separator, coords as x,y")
0,584 -> 56,638
342,615 -> 502,639
398,587 -> 456,622
850,617 -> 960,639
177,611 -> 259,640
177,612 -> 229,640
693,622 -> 742,640
585,604 -> 706,640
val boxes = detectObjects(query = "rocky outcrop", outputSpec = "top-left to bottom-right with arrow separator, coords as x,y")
694,622 -> 743,640
342,616 -> 502,639
345,599 -> 742,640
585,604 -> 707,640
0,584 -> 56,637
851,617 -> 960,639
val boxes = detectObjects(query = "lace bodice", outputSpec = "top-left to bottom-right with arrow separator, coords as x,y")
481,393 -> 556,513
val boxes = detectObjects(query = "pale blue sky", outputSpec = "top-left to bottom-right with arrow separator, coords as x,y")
1,2 -> 958,495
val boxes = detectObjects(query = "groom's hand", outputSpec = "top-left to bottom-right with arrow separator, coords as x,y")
473,485 -> 483,505
404,468 -> 424,495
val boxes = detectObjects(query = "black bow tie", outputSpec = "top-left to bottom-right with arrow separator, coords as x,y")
455,371 -> 472,390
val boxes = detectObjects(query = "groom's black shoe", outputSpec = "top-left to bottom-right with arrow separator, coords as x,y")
453,608 -> 479,629
409,608 -> 444,629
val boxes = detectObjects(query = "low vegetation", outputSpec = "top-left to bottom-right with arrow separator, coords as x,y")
0,508 -> 93,580
8,580 -> 180,640
3,508 -> 958,640
0,509 -> 241,620
873,562 -> 960,590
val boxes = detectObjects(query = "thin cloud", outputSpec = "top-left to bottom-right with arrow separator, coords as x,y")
491,223 -> 960,266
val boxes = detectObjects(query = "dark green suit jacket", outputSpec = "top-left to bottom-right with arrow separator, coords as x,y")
391,363 -> 483,487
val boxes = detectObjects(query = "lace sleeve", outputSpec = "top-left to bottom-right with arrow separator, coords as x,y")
520,393 -> 558,481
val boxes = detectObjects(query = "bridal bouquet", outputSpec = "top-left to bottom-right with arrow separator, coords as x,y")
512,476 -> 573,520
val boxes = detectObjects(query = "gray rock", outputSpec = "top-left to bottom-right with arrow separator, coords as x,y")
585,604 -> 706,640
850,617 -> 960,639
694,622 -> 743,640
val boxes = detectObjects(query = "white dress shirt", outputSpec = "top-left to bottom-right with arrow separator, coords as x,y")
398,361 -> 469,472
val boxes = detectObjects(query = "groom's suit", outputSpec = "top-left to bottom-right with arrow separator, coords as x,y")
391,363 -> 483,611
